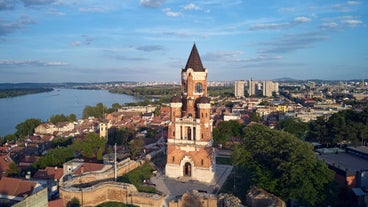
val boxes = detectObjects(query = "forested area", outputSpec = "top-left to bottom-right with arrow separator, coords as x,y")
109,85 -> 234,98
305,108 -> 368,146
0,88 -> 53,98
217,108 -> 368,205
231,124 -> 336,206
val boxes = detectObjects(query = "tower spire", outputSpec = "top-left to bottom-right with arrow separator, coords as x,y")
184,43 -> 204,72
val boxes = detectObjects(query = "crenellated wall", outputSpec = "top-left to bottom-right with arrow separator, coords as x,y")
60,182 -> 165,207
61,158 -> 140,186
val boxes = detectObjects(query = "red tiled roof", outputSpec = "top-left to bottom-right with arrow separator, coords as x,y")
73,163 -> 105,175
0,155 -> 13,175
48,198 -> 64,207
0,177 -> 37,197
33,167 -> 63,180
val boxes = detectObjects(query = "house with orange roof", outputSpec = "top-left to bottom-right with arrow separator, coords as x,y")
0,177 -> 45,206
33,166 -> 64,199
0,154 -> 14,177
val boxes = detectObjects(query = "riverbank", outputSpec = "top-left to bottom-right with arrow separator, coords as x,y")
0,88 -> 54,98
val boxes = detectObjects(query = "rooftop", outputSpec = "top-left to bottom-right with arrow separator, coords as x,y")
318,152 -> 368,174
184,43 -> 205,72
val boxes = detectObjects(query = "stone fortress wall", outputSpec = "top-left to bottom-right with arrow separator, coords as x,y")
60,182 -> 165,207
59,158 -> 166,207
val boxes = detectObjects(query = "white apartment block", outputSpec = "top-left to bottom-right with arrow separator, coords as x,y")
234,80 -> 246,98
263,81 -> 279,97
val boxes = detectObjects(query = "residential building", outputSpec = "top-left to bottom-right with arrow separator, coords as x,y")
234,80 -> 245,98
263,80 -> 279,97
0,177 -> 46,206
248,79 -> 258,96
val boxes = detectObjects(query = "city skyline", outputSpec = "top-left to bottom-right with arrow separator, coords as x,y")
0,0 -> 367,83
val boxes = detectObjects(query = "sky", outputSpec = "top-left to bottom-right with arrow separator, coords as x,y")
0,0 -> 367,83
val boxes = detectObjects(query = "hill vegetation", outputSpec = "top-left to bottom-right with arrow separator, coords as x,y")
0,88 -> 53,98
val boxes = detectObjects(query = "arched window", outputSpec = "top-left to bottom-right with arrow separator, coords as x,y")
195,83 -> 203,93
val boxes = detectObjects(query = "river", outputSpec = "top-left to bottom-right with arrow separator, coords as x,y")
0,88 -> 139,136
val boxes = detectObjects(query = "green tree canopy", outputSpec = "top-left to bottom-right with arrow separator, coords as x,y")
73,132 -> 105,159
5,162 -> 20,177
33,146 -> 75,169
213,120 -> 243,147
108,127 -> 135,148
305,108 -> 368,146
82,103 -> 108,119
128,137 -> 144,159
233,124 -> 335,206
49,113 -> 76,124
276,117 -> 308,139
15,118 -> 42,138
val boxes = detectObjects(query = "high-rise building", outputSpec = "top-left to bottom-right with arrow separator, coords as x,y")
165,44 -> 215,183
234,80 -> 245,98
248,79 -> 259,96
262,81 -> 279,97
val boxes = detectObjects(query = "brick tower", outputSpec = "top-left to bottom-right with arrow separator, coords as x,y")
165,43 -> 215,183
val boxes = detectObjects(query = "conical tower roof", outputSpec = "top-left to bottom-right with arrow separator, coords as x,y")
184,43 -> 205,72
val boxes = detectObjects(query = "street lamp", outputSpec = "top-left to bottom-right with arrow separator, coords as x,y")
79,179 -> 84,207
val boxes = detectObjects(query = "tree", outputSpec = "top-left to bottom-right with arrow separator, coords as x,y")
68,197 -> 80,207
33,146 -> 74,169
213,120 -> 243,147
73,133 -> 105,159
15,118 -> 42,138
249,111 -> 261,122
49,113 -> 76,124
108,127 -> 135,149
233,124 -> 335,206
129,137 -> 144,159
82,103 -> 108,119
277,117 -> 308,139
5,162 -> 20,177
4,134 -> 17,142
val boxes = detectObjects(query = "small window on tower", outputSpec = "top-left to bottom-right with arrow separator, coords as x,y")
195,83 -> 203,93
172,156 -> 175,162
201,159 -> 204,166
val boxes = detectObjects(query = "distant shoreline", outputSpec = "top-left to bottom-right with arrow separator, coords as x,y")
0,88 -> 54,98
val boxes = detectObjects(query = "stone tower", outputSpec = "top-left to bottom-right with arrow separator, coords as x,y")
165,43 -> 215,183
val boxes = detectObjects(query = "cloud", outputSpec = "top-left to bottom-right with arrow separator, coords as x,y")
203,51 -> 281,63
0,59 -> 69,67
0,16 -> 35,36
140,0 -> 165,8
249,16 -> 311,31
70,35 -> 95,47
320,16 -> 363,30
102,50 -> 149,61
79,7 -> 107,13
332,1 -> 361,12
162,8 -> 181,17
0,0 -> 16,10
136,45 -> 164,52
183,3 -> 200,11
47,8 -> 65,16
113,56 -> 148,61
258,32 -> 328,54
341,19 -> 362,26
293,17 -> 311,23
21,0 -> 57,7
